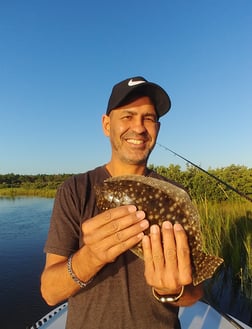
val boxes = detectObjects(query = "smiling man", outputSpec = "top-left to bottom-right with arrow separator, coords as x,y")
103,96 -> 160,172
41,76 -> 203,329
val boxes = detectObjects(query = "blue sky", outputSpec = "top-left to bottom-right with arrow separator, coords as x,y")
1,0 -> 251,174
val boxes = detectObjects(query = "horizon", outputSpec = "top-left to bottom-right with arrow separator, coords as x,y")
1,161 -> 251,176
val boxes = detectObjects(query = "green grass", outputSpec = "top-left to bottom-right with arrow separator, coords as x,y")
0,187 -> 56,198
196,199 -> 252,299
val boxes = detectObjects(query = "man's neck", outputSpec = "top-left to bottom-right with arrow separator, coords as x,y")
105,161 -> 148,177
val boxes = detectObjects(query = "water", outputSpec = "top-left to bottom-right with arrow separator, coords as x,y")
0,197 -> 251,329
0,197 -> 55,329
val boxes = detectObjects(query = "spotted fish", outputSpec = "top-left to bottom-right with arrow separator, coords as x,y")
95,175 -> 224,285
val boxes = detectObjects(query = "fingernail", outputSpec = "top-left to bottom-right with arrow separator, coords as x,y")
136,210 -> 145,219
174,223 -> 183,231
140,219 -> 149,229
137,232 -> 144,239
163,221 -> 173,229
150,225 -> 159,234
128,205 -> 137,213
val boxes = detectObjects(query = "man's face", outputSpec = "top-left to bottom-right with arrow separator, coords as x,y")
103,96 -> 160,166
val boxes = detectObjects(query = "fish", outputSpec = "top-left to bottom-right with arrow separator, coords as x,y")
95,175 -> 224,285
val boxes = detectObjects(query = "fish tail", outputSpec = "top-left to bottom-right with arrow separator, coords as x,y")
192,252 -> 224,286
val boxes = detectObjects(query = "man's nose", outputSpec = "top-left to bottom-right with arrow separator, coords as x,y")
131,118 -> 147,133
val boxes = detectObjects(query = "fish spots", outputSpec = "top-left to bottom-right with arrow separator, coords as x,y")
95,175 -> 224,285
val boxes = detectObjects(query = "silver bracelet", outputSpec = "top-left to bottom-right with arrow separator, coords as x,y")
152,285 -> 184,303
67,253 -> 93,288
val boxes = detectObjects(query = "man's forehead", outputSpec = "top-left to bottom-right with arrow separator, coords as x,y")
112,96 -> 156,113
118,108 -> 157,116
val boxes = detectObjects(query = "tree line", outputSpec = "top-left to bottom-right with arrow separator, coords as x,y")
148,164 -> 252,202
0,173 -> 71,190
0,164 -> 252,202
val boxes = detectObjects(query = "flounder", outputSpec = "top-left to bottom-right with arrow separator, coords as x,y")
95,175 -> 224,285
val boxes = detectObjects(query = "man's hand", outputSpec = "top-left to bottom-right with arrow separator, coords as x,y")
82,205 -> 149,267
142,221 -> 203,306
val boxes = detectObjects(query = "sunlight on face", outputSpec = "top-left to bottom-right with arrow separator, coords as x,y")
103,97 -> 160,166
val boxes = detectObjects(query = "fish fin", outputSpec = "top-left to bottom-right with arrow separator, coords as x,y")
193,252 -> 224,285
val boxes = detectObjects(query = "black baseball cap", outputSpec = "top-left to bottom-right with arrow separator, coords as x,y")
106,76 -> 171,118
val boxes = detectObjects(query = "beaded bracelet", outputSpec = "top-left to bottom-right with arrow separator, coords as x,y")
67,253 -> 94,288
152,285 -> 184,303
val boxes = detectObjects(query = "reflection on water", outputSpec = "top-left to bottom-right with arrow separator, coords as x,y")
0,197 -> 251,328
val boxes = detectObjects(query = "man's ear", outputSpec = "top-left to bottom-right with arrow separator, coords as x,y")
156,121 -> 161,135
102,114 -> 110,137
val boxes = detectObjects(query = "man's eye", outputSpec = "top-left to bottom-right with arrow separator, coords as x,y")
145,117 -> 156,122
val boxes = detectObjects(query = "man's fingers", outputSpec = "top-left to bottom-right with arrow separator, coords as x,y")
173,223 -> 192,285
143,221 -> 193,289
162,221 -> 177,265
82,205 -> 149,264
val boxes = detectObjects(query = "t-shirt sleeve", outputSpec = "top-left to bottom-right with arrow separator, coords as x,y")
44,180 -> 81,257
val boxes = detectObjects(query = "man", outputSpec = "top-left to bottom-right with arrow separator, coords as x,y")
41,76 -> 203,329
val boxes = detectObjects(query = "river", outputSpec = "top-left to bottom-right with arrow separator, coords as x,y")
0,197 -> 54,329
0,197 -> 251,329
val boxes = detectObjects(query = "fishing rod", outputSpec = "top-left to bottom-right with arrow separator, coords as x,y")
157,143 -> 252,203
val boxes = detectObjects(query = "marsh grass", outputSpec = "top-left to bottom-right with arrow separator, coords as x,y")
0,187 -> 56,198
196,199 -> 252,299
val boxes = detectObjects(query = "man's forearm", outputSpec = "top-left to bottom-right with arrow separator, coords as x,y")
41,257 -> 79,305
41,248 -> 102,306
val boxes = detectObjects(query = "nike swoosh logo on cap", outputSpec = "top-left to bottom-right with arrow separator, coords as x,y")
128,79 -> 146,87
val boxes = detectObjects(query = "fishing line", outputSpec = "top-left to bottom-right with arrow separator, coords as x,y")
157,143 -> 252,203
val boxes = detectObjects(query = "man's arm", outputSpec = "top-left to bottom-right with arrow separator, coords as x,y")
41,205 -> 149,305
41,248 -> 101,306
